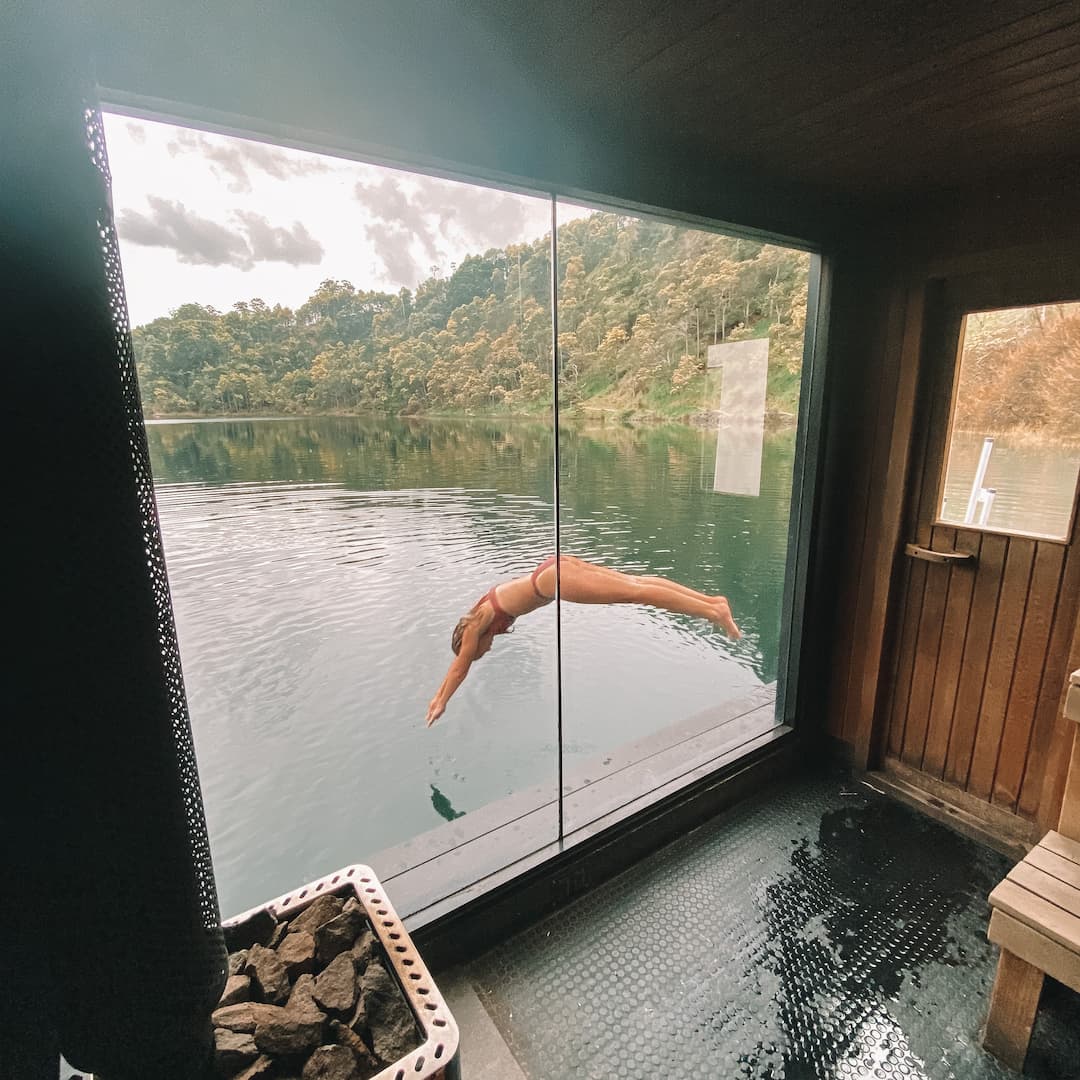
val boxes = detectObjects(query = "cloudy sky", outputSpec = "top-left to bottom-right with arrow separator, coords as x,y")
102,113 -> 581,327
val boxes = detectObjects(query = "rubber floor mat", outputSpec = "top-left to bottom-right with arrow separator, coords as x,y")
469,772 -> 1079,1079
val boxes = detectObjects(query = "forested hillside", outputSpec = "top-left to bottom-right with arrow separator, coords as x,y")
955,303 -> 1080,442
131,213 -> 811,421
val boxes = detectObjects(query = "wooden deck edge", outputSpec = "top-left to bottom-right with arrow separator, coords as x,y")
861,762 -> 1037,862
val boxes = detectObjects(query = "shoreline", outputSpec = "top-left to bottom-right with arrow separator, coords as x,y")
141,406 -> 800,431
141,412 -> 1079,446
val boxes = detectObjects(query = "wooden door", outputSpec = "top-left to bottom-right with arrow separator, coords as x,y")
882,281 -> 1080,826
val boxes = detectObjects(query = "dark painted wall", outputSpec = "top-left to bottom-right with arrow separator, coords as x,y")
81,0 -> 853,246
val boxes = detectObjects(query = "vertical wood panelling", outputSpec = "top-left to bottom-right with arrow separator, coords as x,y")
968,539 -> 1037,800
900,527 -> 955,767
833,391 -> 881,745
1023,539 -> 1080,820
837,276 -> 906,747
922,528 -> 982,777
887,559 -> 928,758
822,220 -> 1080,838
1035,611 -> 1080,831
992,542 -> 1067,809
944,532 -> 1009,787
881,283 -> 941,761
823,271 -> 883,743
848,278 -> 928,766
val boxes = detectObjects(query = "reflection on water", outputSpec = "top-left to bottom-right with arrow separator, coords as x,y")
430,784 -> 466,822
941,433 -> 1079,538
146,416 -> 795,914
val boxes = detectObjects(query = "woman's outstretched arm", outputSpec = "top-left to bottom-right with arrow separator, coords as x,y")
426,623 -> 483,726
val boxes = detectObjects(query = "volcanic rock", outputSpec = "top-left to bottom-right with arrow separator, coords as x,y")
251,1003 -> 324,1056
278,930 -> 317,976
314,907 -> 365,965
329,1020 -> 381,1074
355,960 -> 419,1064
245,943 -> 291,1004
213,1002 -> 257,1033
233,1055 -> 274,1080
269,921 -> 292,950
214,1027 -> 258,1071
287,973 -> 324,1019
350,929 -> 377,973
313,952 -> 358,1015
302,1045 -> 360,1080
219,974 -> 252,1007
224,908 -> 278,952
288,894 -> 343,936
228,949 -> 249,977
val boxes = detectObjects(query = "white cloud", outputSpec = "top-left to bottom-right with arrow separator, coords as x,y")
102,113 -> 559,325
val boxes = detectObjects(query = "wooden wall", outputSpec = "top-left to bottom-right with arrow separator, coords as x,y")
812,167 -> 1080,834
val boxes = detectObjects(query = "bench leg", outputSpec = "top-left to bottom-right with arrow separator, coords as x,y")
983,948 -> 1045,1070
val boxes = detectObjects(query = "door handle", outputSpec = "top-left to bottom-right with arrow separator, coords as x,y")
904,543 -> 977,565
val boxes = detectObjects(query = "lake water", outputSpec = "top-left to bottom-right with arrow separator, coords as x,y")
146,416 -> 797,916
941,432 -> 1080,539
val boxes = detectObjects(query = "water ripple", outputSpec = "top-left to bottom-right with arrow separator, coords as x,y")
148,418 -> 793,915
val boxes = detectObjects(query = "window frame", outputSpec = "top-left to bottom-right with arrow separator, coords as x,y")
932,302 -> 1080,546
99,87 -> 833,923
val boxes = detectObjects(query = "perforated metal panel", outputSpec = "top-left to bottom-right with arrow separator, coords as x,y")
0,86 -> 233,1078
83,104 -> 221,935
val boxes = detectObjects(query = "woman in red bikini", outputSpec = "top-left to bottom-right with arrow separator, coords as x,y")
425,555 -> 741,726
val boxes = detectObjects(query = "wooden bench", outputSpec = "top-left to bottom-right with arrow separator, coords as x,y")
983,669 -> 1080,1070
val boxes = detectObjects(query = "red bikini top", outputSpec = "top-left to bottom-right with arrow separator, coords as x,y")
474,586 -> 515,636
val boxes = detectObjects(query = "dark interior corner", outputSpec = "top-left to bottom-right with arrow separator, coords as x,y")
4,2 -> 1080,1077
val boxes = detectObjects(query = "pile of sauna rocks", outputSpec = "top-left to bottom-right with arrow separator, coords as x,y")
213,893 -> 419,1080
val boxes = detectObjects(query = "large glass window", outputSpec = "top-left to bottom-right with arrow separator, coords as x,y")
103,114 -> 558,916
939,302 -> 1080,541
103,112 -> 817,919
554,203 -> 811,831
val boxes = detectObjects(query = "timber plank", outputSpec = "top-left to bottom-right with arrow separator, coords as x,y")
839,277 -> 895,748
923,528 -> 981,777
1058,731 -> 1080,842
993,541 -> 1066,810
805,48 -> 1080,165
886,290 -> 951,762
988,908 -> 1080,993
608,0 -> 726,78
852,276 -> 927,767
1024,535 -> 1080,822
812,79 -> 1080,175
982,945 -> 1044,1071
989,878 -> 1080,952
887,559 -> 928,759
968,539 -> 1037,800
741,6 -> 1080,151
1026,844 -> 1080,884
901,527 -> 955,767
944,532 -> 1009,787
1007,861 -> 1080,916
1041,830 -> 1080,866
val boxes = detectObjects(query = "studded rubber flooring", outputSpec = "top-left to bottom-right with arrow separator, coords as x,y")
467,771 -> 1080,1080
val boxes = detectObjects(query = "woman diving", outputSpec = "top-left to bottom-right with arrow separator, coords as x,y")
426,554 -> 741,726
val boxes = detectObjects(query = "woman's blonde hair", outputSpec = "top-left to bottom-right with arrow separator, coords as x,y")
451,609 -> 485,655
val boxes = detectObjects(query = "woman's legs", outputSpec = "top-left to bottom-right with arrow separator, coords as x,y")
636,574 -> 718,604
556,557 -> 740,638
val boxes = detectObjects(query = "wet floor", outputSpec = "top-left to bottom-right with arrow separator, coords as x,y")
461,771 -> 1079,1079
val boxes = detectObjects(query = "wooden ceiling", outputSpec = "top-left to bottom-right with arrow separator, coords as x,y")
86,0 -> 1080,222
472,0 -> 1080,196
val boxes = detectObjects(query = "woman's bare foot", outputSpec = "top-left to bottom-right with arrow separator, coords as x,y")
711,597 -> 741,639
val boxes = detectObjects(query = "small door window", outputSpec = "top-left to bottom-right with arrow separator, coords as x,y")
938,301 -> 1080,541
